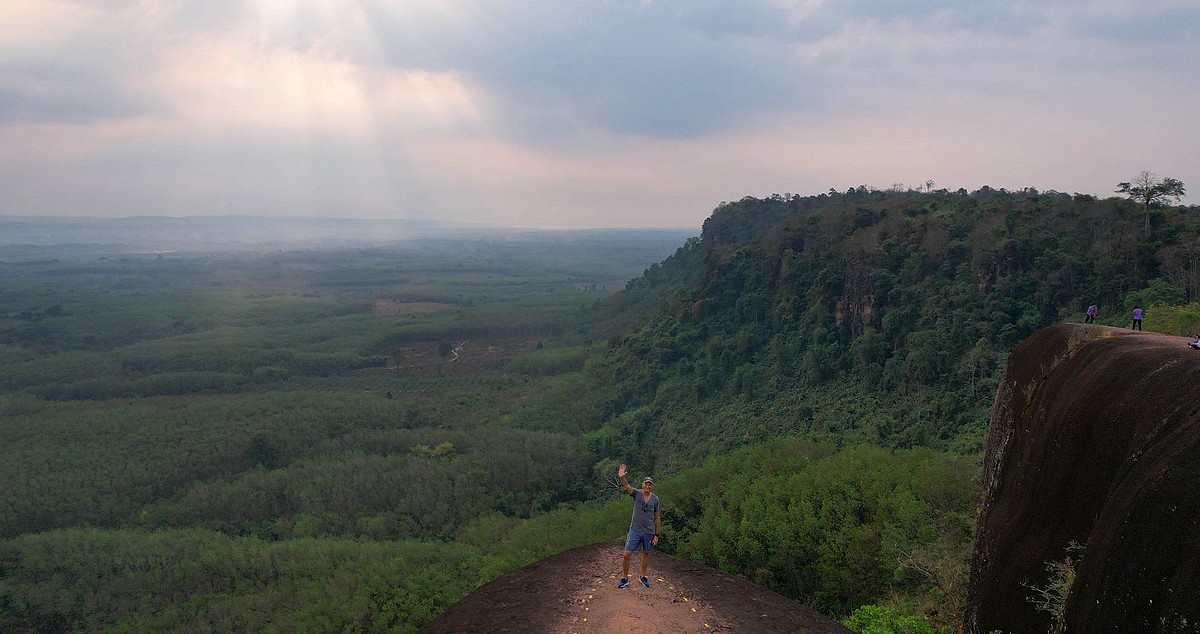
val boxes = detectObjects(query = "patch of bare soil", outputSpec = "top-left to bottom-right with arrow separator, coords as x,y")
379,338 -> 540,378
373,300 -> 454,315
422,542 -> 851,634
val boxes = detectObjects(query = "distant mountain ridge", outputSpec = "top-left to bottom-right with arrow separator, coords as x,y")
0,215 -> 695,250
0,215 -> 471,249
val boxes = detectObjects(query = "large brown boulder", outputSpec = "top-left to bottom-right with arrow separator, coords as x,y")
966,324 -> 1200,633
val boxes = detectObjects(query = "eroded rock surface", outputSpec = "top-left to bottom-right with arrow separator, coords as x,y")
966,324 -> 1200,633
422,542 -> 851,633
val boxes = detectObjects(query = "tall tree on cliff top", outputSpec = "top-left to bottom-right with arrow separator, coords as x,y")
1117,171 -> 1187,235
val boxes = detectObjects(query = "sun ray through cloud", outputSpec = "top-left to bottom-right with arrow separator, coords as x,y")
0,0 -> 1195,224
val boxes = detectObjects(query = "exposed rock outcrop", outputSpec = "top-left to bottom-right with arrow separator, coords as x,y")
966,324 -> 1200,633
422,542 -> 851,633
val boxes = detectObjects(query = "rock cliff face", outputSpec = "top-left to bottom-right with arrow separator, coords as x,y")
966,324 -> 1200,633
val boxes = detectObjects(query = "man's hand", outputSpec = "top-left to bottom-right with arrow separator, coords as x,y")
652,535 -> 659,546
617,463 -> 634,494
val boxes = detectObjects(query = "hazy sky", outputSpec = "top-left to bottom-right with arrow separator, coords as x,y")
2,0 -> 1197,229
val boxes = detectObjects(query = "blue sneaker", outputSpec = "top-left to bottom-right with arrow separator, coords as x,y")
618,578 -> 629,589
639,576 -> 650,587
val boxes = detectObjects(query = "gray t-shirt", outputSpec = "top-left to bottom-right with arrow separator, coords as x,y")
629,489 -> 660,534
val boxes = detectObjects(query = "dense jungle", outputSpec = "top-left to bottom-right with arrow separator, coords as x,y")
3,185 -> 1199,633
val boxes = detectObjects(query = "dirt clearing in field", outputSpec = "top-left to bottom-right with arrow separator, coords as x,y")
367,338 -> 542,378
373,300 -> 454,315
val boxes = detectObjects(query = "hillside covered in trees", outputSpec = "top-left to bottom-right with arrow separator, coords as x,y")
3,185 -> 1199,632
591,186 -> 1200,470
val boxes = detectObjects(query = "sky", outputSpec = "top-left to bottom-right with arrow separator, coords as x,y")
1,0 -> 1197,230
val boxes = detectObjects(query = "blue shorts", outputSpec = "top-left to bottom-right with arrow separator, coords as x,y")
624,529 -> 655,553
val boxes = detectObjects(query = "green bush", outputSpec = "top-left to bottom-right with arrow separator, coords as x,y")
670,441 -> 978,618
1143,301 -> 1200,336
1124,278 -> 1186,315
845,604 -> 940,634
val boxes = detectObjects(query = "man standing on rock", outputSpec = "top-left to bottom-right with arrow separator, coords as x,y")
617,463 -> 660,589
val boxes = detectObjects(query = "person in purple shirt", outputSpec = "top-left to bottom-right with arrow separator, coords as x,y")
1131,306 -> 1144,331
1085,303 -> 1098,324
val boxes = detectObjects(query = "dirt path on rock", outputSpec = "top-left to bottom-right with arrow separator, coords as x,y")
422,542 -> 851,634
551,546 -> 726,633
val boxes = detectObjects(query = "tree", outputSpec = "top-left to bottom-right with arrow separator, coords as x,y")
1158,236 -> 1200,302
1124,278 -> 1185,313
1116,171 -> 1186,235
246,432 -> 280,469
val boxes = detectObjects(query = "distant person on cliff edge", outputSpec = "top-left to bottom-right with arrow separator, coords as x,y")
1132,306 -> 1144,331
617,463 -> 660,589
1085,303 -> 1098,323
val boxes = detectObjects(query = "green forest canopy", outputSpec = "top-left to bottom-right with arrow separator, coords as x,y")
3,186 -> 1199,632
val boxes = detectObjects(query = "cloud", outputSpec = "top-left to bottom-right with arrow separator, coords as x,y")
0,0 -> 1195,226
356,0 -> 823,138
8,1 -> 1194,138
1063,0 -> 1200,44
152,35 -> 485,138
0,1 -> 162,124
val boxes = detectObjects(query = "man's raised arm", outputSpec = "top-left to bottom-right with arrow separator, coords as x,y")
618,463 -> 635,495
